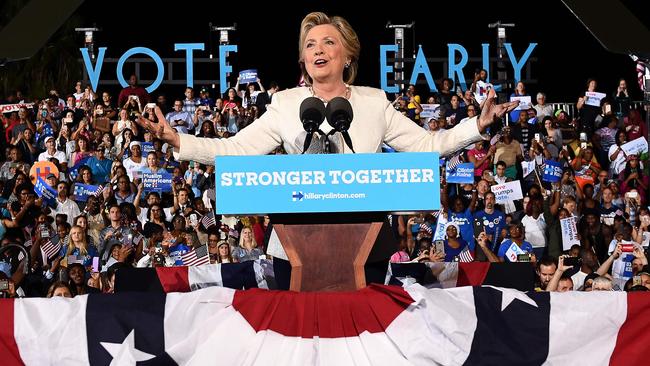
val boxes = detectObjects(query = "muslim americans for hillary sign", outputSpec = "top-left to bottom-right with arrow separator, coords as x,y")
214,153 -> 440,214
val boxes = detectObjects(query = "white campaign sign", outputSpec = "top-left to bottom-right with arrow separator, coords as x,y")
490,180 -> 524,204
620,137 -> 648,156
510,96 -> 532,111
584,91 -> 606,107
560,217 -> 580,250
420,104 -> 440,119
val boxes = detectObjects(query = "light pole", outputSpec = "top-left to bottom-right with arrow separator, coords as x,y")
386,21 -> 415,93
209,23 -> 237,89
487,21 -> 515,105
74,27 -> 100,60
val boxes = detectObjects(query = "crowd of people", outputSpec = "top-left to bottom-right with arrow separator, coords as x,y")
0,69 -> 648,298
389,74 -> 649,293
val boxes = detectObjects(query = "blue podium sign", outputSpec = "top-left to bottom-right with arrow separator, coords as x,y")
215,152 -> 440,214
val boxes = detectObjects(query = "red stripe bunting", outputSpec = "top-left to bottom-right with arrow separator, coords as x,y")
609,293 -> 650,365
155,266 -> 190,293
233,284 -> 413,338
0,299 -> 23,366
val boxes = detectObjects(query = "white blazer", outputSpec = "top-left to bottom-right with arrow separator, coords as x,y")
178,86 -> 485,165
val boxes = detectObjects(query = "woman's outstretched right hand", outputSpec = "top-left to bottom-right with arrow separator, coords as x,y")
137,106 -> 180,149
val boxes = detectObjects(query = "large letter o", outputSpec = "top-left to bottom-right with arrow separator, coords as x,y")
116,47 -> 164,93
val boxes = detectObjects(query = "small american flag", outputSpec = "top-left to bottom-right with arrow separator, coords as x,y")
201,211 -> 217,229
94,185 -> 104,197
180,245 -> 210,266
458,247 -> 474,263
637,60 -> 647,91
446,153 -> 463,171
41,240 -> 61,260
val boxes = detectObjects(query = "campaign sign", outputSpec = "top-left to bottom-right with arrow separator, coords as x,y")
215,153 -> 440,214
34,177 -> 57,207
72,183 -> 102,202
510,96 -> 532,111
620,136 -> 648,156
560,217 -> 580,250
446,162 -> 474,184
542,160 -> 563,183
141,142 -> 155,156
238,69 -> 258,84
419,104 -> 440,119
142,172 -> 173,192
490,181 -> 523,204
584,91 -> 606,107
505,242 -> 525,262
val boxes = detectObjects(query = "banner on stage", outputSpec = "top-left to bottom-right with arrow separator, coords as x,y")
215,153 -> 441,214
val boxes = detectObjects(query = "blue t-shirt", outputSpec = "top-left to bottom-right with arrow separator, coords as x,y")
473,210 -> 506,250
444,239 -> 469,262
87,156 -> 113,184
59,245 -> 99,267
497,239 -> 534,262
448,208 -> 474,247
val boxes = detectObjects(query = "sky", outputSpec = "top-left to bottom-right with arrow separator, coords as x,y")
65,0 -> 650,102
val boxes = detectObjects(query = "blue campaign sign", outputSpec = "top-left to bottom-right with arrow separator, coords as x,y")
72,183 -> 102,202
238,69 -> 257,84
34,177 -> 57,208
141,142 -> 155,156
142,172 -> 173,192
445,162 -> 475,184
543,160 -> 563,183
215,153 -> 440,214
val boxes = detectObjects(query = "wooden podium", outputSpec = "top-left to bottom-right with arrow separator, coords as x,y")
270,212 -> 394,292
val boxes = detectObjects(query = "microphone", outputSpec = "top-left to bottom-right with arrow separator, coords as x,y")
299,97 -> 326,154
325,97 -> 355,153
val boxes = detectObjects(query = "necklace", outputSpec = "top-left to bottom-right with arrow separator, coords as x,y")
309,83 -> 351,103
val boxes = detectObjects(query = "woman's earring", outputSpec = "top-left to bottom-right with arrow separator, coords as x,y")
345,62 -> 350,68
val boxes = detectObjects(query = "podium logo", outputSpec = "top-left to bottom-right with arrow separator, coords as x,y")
292,191 -> 304,202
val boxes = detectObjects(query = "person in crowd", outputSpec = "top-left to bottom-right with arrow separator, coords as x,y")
441,223 -> 469,261
494,223 -> 535,262
533,92 -> 554,120
59,225 -> 98,268
624,109 -> 647,141
620,155 -> 648,205
536,256 -> 557,291
232,226 -> 264,262
46,281 -> 72,298
38,136 -> 67,166
117,75 -> 149,107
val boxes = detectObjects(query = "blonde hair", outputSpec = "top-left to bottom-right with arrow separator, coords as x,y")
66,225 -> 89,256
298,12 -> 360,86
238,226 -> 258,249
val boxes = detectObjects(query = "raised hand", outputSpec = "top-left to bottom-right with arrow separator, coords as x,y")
477,88 -> 520,133
136,106 -> 180,149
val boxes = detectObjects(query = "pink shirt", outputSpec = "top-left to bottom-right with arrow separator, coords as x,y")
468,148 -> 489,177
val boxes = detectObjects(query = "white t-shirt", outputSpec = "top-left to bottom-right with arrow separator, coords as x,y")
608,144 -> 627,175
122,158 -> 146,181
521,214 -> 547,248
38,150 -> 67,165
571,270 -> 588,291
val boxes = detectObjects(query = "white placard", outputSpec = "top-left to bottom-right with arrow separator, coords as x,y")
620,136 -> 648,156
490,180 -> 524,204
560,217 -> 580,250
420,104 -> 440,119
510,96 -> 532,110
584,91 -> 606,107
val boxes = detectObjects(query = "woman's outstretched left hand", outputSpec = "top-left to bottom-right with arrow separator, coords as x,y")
477,88 -> 520,133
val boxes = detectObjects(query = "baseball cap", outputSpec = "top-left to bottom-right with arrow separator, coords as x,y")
46,173 -> 57,180
44,136 -> 55,144
129,141 -> 142,149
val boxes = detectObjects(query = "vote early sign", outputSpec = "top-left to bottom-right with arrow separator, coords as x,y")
214,153 -> 440,214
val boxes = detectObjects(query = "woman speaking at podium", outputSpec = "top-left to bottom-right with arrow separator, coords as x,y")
138,12 -> 519,162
